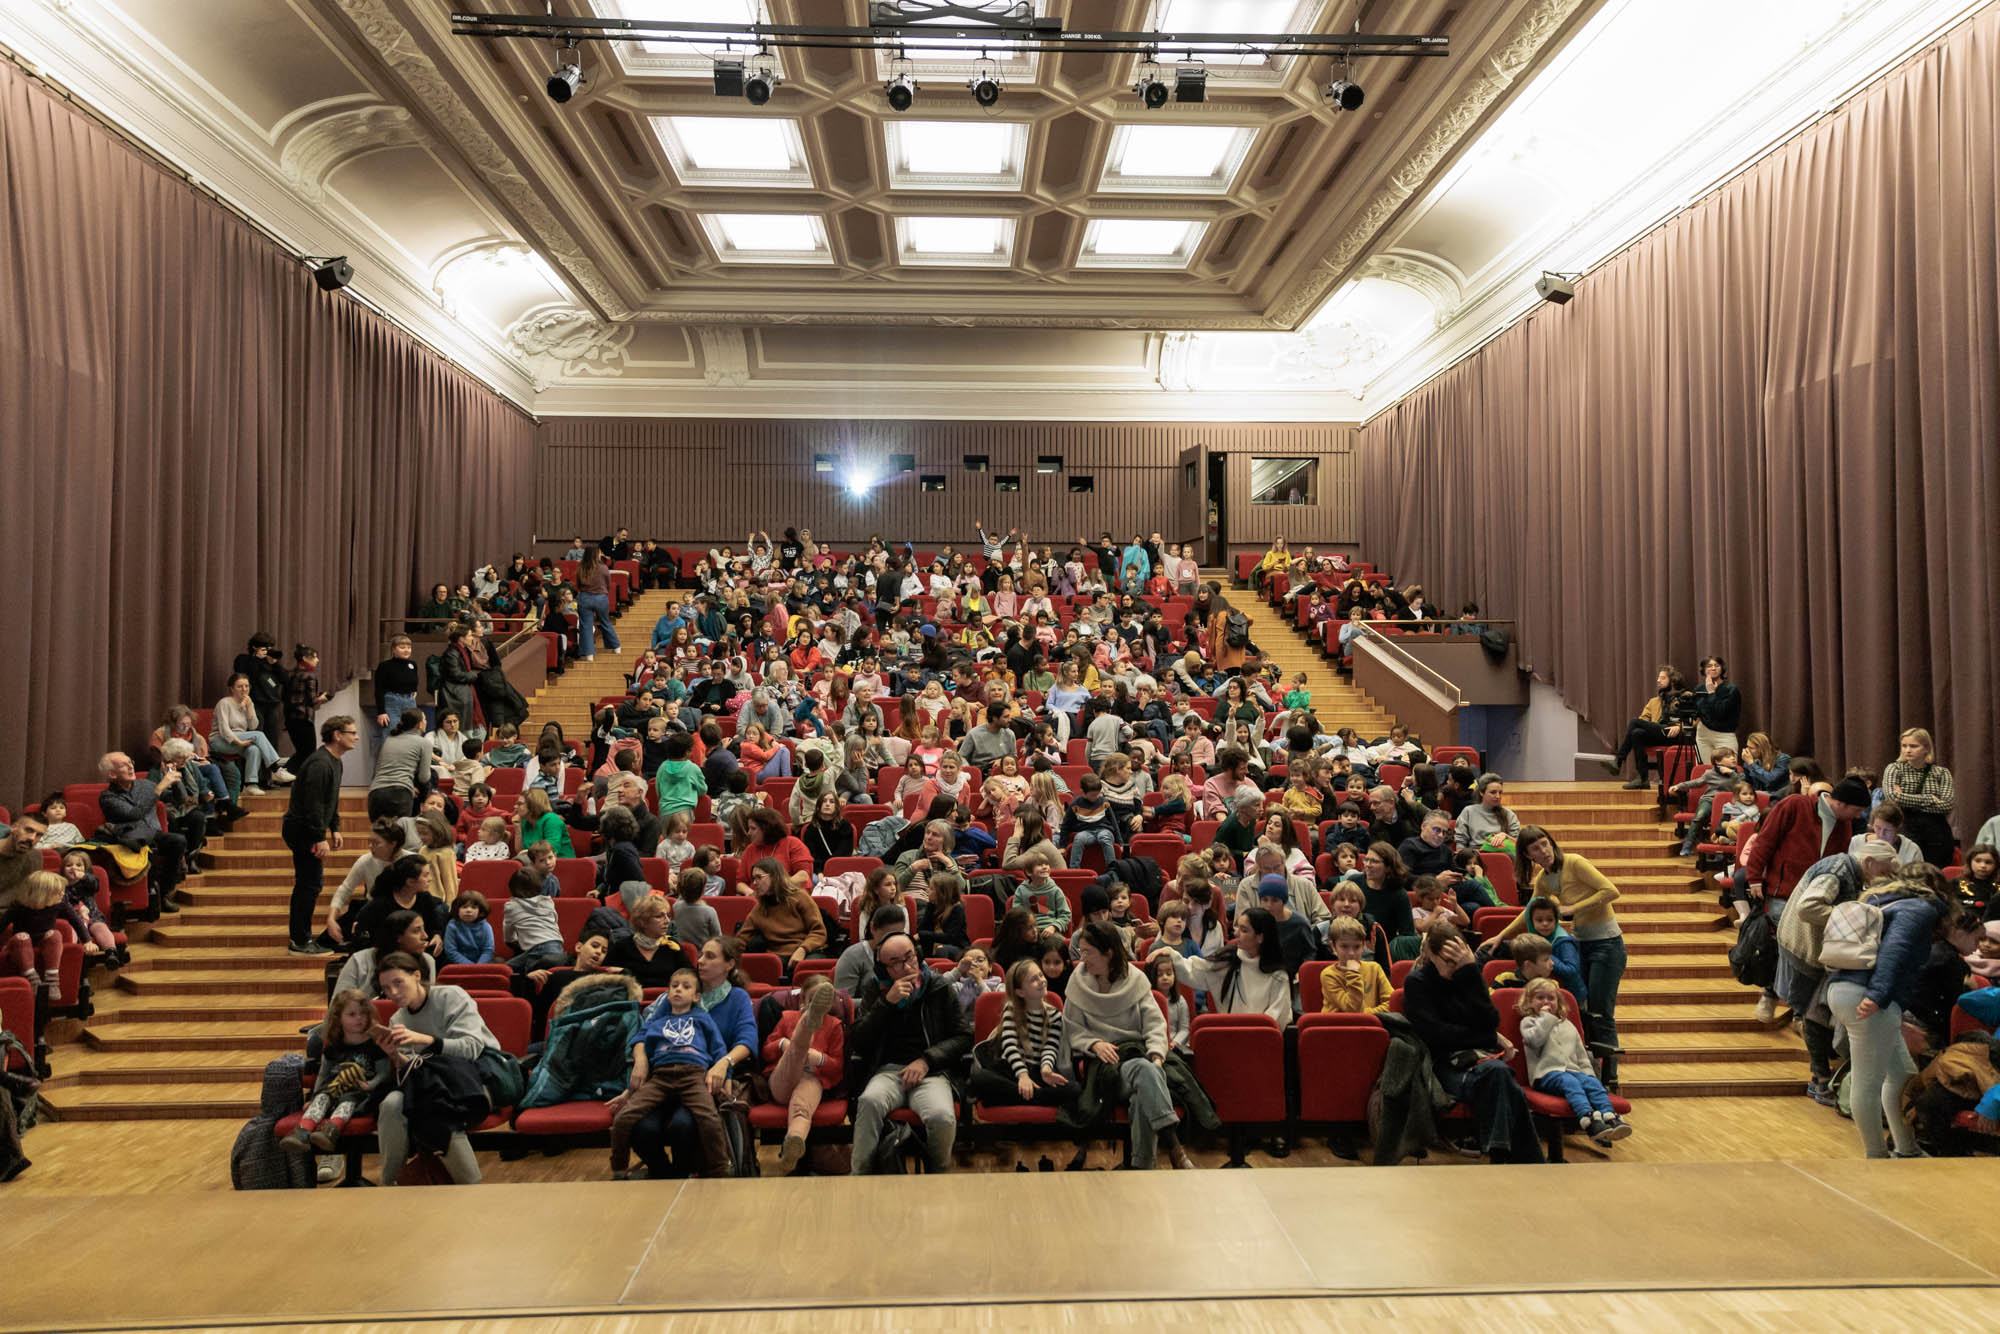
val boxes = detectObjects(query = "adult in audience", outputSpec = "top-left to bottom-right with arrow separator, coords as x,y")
1605,665 -> 1686,789
321,819 -> 407,949
96,751 -> 191,916
0,814 -> 49,912
149,707 -> 234,813
1359,840 -> 1416,943
1740,776 -> 1872,909
736,807 -> 812,894
626,935 -> 759,1177
737,857 -> 827,972
834,903 -> 908,994
1882,727 -> 1956,868
354,855 -> 448,956
210,673 -> 286,795
372,956 -> 503,1185
371,634 -> 423,751
1000,808 -> 1062,872
232,632 -> 289,760
284,716 -> 357,955
1773,837 -> 1904,1106
605,895 -> 682,988
957,704 -> 1016,770
367,709 -> 433,822
1689,656 -> 1742,763
1066,920 -> 1195,1170
848,930 -> 972,1174
464,622 -> 529,731
435,625 -> 480,739
1366,784 -> 1423,849
1172,904 -> 1293,1025
1404,921 -> 1543,1163
1399,809 -> 1462,884
576,548 -> 620,663
1453,774 -> 1520,853
893,819 -> 958,899
332,908 -> 436,997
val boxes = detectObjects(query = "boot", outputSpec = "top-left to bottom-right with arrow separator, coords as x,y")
1622,773 -> 1648,790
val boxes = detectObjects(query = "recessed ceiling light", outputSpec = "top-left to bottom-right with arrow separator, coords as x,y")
906,216 -> 1007,254
896,120 -> 1014,175
1113,125 -> 1244,180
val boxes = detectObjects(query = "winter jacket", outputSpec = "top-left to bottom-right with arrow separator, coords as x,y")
1829,889 -> 1943,1012
848,968 -> 973,1075
1370,1012 -> 1455,1167
1743,793 -> 1853,899
519,974 -> 643,1107
1401,959 -> 1500,1060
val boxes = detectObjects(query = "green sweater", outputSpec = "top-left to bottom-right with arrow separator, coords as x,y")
655,758 -> 708,818
520,810 -> 574,858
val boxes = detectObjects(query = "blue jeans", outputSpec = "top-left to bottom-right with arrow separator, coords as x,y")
375,691 -> 420,749
578,591 -> 619,657
1535,1069 -> 1615,1119
1577,934 -> 1627,1050
757,748 -> 793,779
1069,827 -> 1116,868
210,730 -> 280,790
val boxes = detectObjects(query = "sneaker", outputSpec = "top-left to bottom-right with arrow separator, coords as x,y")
315,1157 -> 341,1184
242,784 -> 266,797
307,1125 -> 341,1153
271,768 -> 296,786
776,1133 -> 807,1173
287,939 -> 331,956
1599,1115 -> 1633,1143
797,981 -> 835,1037
1622,775 -> 1649,790
1754,994 -> 1777,1023
1805,1079 -> 1839,1107
279,1128 -> 312,1157
1890,1147 -> 1929,1159
1674,844 -> 1696,858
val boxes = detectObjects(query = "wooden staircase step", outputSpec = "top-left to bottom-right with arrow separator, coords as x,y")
119,950 -> 326,973
1616,977 -> 1760,1004
116,969 -> 328,997
40,1081 -> 263,1121
89,998 -> 326,1024
1616,1061 -> 1806,1098
1624,931 -> 1732,953
86,1019 -> 314,1052
1622,955 -> 1738,980
1620,1030 -> 1804,1062
44,1049 -> 291,1085
1616,1003 -> 1780,1033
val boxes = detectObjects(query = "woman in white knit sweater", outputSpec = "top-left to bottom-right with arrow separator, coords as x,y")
1064,921 -> 1194,1170
1171,906 -> 1295,1025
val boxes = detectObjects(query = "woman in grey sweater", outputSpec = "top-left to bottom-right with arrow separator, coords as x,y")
1064,922 -> 1193,1170
374,956 -> 501,1184
1454,773 -> 1522,852
368,710 -> 434,823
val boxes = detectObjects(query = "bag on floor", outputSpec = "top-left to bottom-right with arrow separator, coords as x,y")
396,1150 -> 455,1186
230,1053 -> 315,1190
717,1097 -> 761,1179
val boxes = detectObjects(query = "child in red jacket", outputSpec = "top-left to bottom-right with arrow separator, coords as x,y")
761,973 -> 845,1173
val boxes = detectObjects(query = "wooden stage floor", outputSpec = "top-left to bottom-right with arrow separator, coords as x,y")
7,1158 -> 1998,1333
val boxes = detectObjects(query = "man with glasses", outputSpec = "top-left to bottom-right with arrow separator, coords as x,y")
284,716 -> 358,955
848,930 -> 971,1174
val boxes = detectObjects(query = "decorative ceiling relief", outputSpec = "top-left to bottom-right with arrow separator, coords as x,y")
696,327 -> 751,387
279,103 -> 424,202
506,308 -> 635,390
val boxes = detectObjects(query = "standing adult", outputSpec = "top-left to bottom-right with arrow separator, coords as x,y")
1507,825 -> 1625,1084
1772,838 -> 1905,1106
1690,656 -> 1742,764
1882,727 -> 1956,868
576,548 -> 620,663
435,625 -> 480,737
232,632 -> 289,768
848,931 -> 971,1174
284,716 -> 357,955
95,752 -> 191,917
371,634 -> 423,752
1067,921 -> 1196,1170
368,710 -> 433,823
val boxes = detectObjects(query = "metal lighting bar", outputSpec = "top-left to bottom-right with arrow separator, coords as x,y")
447,12 -> 1449,59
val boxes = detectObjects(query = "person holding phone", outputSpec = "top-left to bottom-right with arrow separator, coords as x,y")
847,931 -> 972,1175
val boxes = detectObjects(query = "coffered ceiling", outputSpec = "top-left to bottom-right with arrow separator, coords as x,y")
0,0 -> 1602,415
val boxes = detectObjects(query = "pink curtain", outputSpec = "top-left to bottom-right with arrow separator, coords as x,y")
1360,5 -> 2000,838
0,61 -> 536,802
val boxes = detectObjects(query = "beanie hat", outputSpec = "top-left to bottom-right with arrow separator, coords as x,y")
1257,873 -> 1290,901
1829,776 -> 1873,809
1080,883 -> 1111,917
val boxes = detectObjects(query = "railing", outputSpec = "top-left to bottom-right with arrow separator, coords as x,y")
1354,629 -> 1467,710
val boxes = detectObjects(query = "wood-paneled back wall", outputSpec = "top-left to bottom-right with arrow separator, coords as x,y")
535,418 -> 1356,548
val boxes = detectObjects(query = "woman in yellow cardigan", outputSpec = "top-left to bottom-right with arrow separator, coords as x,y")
1497,825 -> 1626,1085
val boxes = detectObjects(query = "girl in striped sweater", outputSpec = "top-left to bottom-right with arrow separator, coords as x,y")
970,959 -> 1082,1168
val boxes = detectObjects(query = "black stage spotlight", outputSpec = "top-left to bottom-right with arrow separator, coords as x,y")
1325,78 -> 1364,111
745,66 -> 780,105
546,61 -> 582,103
714,58 -> 745,97
1134,74 -> 1168,109
969,73 -> 1001,107
1174,62 -> 1206,103
885,72 -> 917,111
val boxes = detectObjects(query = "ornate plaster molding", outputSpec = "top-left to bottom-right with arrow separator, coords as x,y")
696,327 -> 751,387
1269,321 -> 1388,392
331,0 -> 629,318
1158,331 -> 1196,392
1265,0 -> 1591,328
279,103 -> 423,202
506,308 -> 634,391
1355,250 -> 1468,328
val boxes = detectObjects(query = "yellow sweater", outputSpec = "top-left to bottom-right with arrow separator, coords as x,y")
1319,960 -> 1393,1014
1505,855 -> 1621,937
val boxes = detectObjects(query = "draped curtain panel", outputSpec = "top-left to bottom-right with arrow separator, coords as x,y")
0,61 -> 536,804
1359,5 -> 2000,839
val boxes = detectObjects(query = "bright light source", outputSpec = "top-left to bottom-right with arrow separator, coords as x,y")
1113,125 -> 1243,179
847,470 -> 875,497
1089,219 -> 1196,256
906,216 -> 1005,254
895,120 -> 1014,175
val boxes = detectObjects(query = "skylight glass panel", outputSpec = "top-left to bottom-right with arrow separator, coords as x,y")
713,214 -> 817,251
1153,0 -> 1311,66
1090,219 -> 1196,256
906,217 -> 1007,255
667,117 -> 793,171
1116,125 -> 1240,179
897,121 -> 1012,175
605,0 -> 759,57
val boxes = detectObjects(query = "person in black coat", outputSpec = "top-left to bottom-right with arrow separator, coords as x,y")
233,633 -> 288,745
1402,921 -> 1542,1163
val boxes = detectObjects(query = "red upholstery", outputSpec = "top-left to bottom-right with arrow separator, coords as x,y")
1129,834 -> 1185,877
1492,987 -> 1632,1122
1296,1013 -> 1390,1122
824,856 -> 882,879
1191,1014 -> 1285,1124
1389,959 -> 1416,987
486,768 -> 527,796
970,989 -> 1066,1124
458,860 -> 516,907
1430,746 -> 1480,768
747,1098 -> 849,1130
1472,905 -> 1517,939
961,894 -> 995,943
553,858 -> 598,898
512,1101 -> 615,1136
739,953 -> 784,986
1478,853 -> 1518,906
689,823 -> 727,851
711,896 -> 754,936
0,978 -> 32,1068
640,858 -> 672,895
438,964 -> 513,992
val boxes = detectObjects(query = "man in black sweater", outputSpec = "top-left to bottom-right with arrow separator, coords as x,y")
284,716 -> 357,955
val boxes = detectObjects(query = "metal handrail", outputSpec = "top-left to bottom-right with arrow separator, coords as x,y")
1354,629 -> 1467,708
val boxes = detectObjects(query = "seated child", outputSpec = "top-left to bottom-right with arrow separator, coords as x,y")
1327,843 -> 1365,885
945,946 -> 1003,1016
1319,915 -> 1392,1013
1326,883 -> 1381,956
525,840 -> 563,898
1965,921 -> 2000,983
1069,883 -> 1132,958
1152,901 -> 1199,960
32,795 -> 82,850
1488,931 -> 1549,991
1494,899 -> 1586,1003
951,803 -> 997,869
1953,845 -> 1998,918
442,891 -> 495,965
1449,848 -> 1498,908
1105,881 -> 1157,943
281,988 -> 391,1155
1152,773 -> 1192,839
2,871 -> 70,1003
714,772 -> 758,851
1059,774 -> 1123,867
1518,977 -> 1631,1145
672,868 -> 722,950
1149,951 -> 1192,1055
1716,779 -> 1762,842
463,816 -> 513,862
1410,875 -> 1471,934
56,849 -> 123,967
1010,855 -> 1072,934
1672,747 -> 1741,855
761,973 -> 845,1173
1326,802 -> 1371,854
656,810 -> 697,877
689,846 -> 727,898
453,783 -> 496,851
612,968 -> 733,1179
503,865 -> 566,974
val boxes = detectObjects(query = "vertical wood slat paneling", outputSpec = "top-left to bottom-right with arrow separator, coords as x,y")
534,418 -> 1357,546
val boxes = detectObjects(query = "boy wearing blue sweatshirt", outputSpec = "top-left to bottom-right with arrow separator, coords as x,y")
610,968 -> 733,1178
442,891 -> 495,965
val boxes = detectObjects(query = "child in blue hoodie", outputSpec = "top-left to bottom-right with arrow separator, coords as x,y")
442,891 -> 494,965
610,968 -> 733,1179
1505,897 -> 1586,1003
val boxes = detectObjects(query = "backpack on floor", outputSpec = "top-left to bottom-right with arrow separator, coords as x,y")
1819,899 -> 1885,971
230,1053 -> 315,1190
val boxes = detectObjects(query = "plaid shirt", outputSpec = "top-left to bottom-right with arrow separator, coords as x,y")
1883,760 -> 1954,814
283,666 -> 320,719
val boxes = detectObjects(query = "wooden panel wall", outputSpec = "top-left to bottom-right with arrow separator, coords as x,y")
535,418 -> 1358,548
1224,427 -> 1359,546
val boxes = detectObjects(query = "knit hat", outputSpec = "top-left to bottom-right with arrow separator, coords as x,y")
1852,837 -> 1900,867
1257,873 -> 1290,901
1829,776 -> 1873,809
1080,883 -> 1111,917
